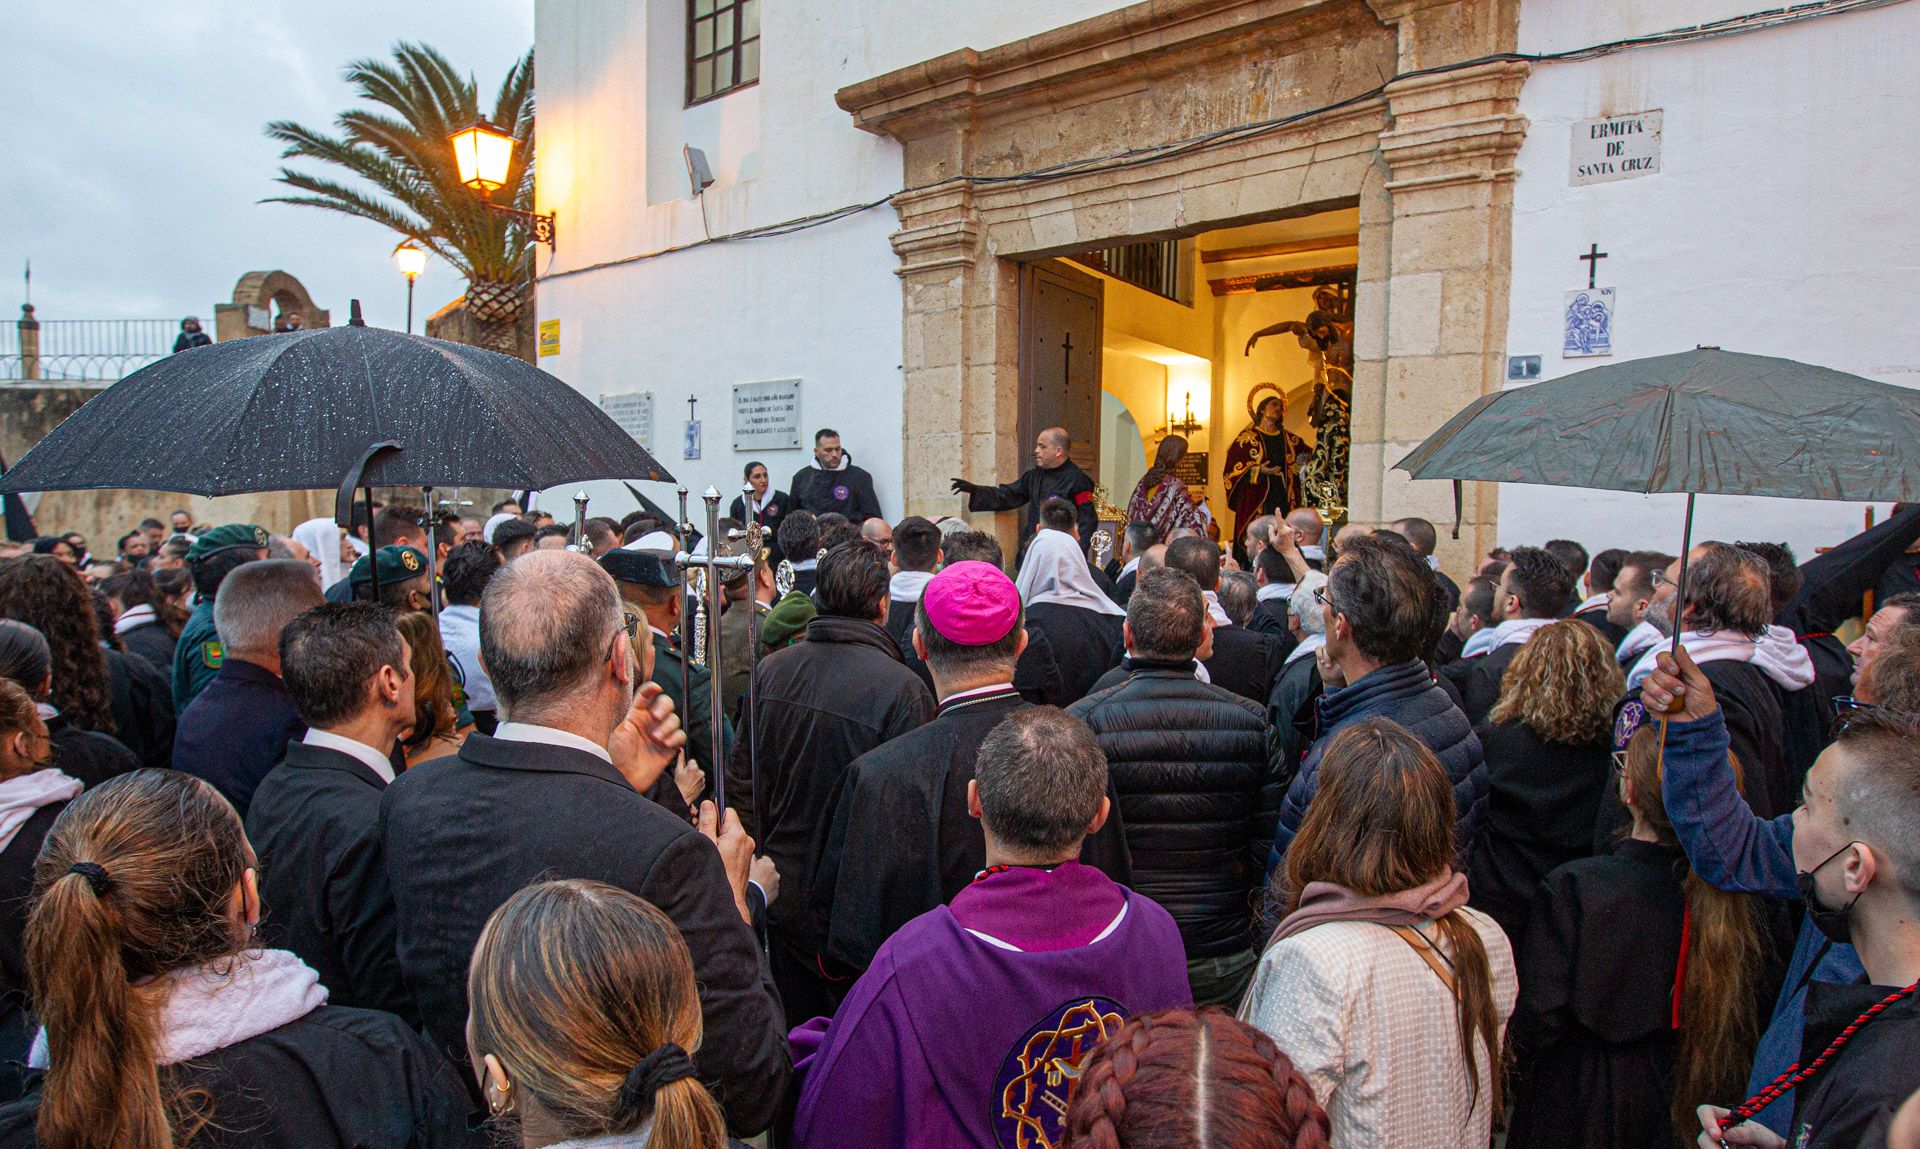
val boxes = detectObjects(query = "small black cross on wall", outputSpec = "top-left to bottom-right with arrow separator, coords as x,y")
1579,243 -> 1608,289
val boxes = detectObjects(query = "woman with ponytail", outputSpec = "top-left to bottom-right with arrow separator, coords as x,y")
1240,717 -> 1516,1149
466,879 -> 734,1149
1506,725 -> 1765,1149
0,769 -> 472,1149
1062,1008 -> 1330,1149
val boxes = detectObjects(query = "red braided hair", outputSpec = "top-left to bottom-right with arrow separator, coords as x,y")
1062,1008 -> 1330,1149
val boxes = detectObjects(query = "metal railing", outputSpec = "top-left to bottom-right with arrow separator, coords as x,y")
2,317 -> 177,382
1074,239 -> 1187,303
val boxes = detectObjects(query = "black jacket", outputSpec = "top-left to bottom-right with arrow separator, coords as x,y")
1025,602 -> 1124,706
45,718 -> 136,790
1067,663 -> 1273,959
1790,982 -> 1920,1149
964,461 -> 1098,558
0,803 -> 64,1103
817,688 -> 1132,971
245,741 -> 412,1024
1274,659 -> 1487,867
1442,639 -> 1524,726
0,1005 -> 476,1149
1203,624 -> 1287,705
1506,839 -> 1688,1149
174,658 -> 304,821
726,616 -> 934,961
381,734 -> 789,1134
1466,720 -> 1613,950
1573,604 -> 1628,647
730,490 -> 793,564
118,620 -> 178,676
789,462 -> 883,523
104,648 -> 174,772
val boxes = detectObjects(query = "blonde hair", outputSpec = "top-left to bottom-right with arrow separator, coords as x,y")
27,770 -> 253,1149
467,880 -> 726,1148
1488,619 -> 1624,744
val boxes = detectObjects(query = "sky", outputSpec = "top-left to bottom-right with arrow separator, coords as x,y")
3,2 -> 534,336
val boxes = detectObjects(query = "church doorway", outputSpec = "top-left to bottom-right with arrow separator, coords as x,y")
1017,205 -> 1359,554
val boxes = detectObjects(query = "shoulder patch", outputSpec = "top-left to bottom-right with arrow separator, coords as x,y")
201,641 -> 224,669
994,997 -> 1129,1149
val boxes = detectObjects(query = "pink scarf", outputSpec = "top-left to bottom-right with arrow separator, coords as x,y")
1266,870 -> 1471,949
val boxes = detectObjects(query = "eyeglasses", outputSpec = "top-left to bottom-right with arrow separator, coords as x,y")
1648,569 -> 1671,589
1610,749 -> 1630,777
1831,695 -> 1876,734
1313,585 -> 1336,613
618,614 -> 641,639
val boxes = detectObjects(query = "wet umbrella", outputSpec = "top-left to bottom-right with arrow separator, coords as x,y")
0,301 -> 672,498
1395,347 -> 1920,503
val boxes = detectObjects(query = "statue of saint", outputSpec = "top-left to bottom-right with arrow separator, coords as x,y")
1242,286 -> 1355,517
1224,388 -> 1308,549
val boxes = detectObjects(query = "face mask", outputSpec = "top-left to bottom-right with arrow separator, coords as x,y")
1795,840 -> 1862,944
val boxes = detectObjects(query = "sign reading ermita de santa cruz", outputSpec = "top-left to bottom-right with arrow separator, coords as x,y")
1570,110 -> 1662,186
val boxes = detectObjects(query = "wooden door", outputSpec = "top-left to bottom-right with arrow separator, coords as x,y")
1018,261 -> 1103,475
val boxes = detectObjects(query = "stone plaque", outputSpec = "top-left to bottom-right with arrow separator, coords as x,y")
1570,110 -> 1662,186
600,390 -> 655,450
733,379 -> 803,451
1172,450 -> 1209,488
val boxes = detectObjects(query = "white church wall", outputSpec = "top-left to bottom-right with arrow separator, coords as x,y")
532,0 -> 1140,518
1493,0 -> 1920,569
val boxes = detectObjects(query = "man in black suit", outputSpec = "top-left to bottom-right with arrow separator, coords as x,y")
1164,536 -> 1284,705
246,602 -> 415,1023
1441,546 -> 1576,725
1572,546 -> 1630,646
884,516 -> 942,650
379,550 -> 788,1135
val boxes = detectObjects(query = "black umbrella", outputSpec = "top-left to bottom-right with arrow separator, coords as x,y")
0,301 -> 672,497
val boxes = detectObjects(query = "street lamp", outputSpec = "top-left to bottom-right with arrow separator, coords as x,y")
449,118 -> 556,248
393,240 -> 427,334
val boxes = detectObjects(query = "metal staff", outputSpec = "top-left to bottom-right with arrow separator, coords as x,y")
703,488 -> 726,813
417,487 -> 443,615
742,481 -> 763,836
568,490 -> 591,553
675,485 -> 695,736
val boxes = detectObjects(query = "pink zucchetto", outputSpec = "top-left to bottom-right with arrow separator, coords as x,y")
921,561 -> 1021,646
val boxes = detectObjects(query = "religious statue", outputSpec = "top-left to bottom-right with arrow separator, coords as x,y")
1223,387 -> 1309,550
1241,284 -> 1355,518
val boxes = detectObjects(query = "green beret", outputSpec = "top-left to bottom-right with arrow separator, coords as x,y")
761,589 -> 816,649
186,524 -> 268,563
349,545 -> 430,586
599,548 -> 678,588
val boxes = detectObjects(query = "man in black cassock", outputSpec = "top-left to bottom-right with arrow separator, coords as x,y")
817,560 -> 1131,974
950,426 -> 1097,560
245,602 -> 415,1024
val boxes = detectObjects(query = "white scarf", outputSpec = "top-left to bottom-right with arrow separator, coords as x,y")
890,569 -> 935,603
0,769 -> 80,853
1626,625 -> 1818,691
1015,530 -> 1124,617
1202,590 -> 1233,628
1459,615 -> 1553,660
545,1124 -> 654,1149
113,603 -> 156,636
813,455 -> 850,472
29,948 -> 326,1069
1120,556 -> 1141,579
293,517 -> 347,589
749,488 -> 777,515
1257,582 -> 1293,603
1576,592 -> 1609,614
1299,544 -> 1326,564
1285,632 -> 1326,667
1617,619 -> 1664,663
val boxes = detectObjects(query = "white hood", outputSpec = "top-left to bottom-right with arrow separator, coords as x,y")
1626,625 -> 1816,691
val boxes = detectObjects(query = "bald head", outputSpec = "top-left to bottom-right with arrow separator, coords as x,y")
1035,427 -> 1071,469
1139,544 -> 1168,574
214,559 -> 326,663
480,550 -> 624,717
1286,508 -> 1324,543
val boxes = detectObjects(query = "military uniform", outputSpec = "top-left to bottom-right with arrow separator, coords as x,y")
168,523 -> 271,712
171,598 -> 223,712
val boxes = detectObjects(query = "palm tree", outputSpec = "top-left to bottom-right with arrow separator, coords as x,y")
266,43 -> 535,354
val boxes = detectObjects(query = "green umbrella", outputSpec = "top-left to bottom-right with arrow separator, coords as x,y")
1395,345 -> 1920,677
1395,347 -> 1920,502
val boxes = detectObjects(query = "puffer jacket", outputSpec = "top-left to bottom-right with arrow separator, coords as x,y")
1270,658 -> 1486,870
1067,662 -> 1275,960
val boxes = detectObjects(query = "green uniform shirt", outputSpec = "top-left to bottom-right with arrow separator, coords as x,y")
171,599 -> 222,712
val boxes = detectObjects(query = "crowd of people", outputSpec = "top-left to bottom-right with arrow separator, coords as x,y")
0,425 -> 1917,1149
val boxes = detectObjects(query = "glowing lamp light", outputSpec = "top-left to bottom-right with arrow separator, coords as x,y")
451,118 -> 517,192
392,240 -> 427,280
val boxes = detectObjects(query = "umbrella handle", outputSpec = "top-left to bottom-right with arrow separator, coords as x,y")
334,441 -> 404,529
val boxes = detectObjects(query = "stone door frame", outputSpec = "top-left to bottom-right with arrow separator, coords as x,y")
838,0 -> 1527,568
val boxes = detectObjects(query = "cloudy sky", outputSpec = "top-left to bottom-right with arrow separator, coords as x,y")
4,2 -> 534,335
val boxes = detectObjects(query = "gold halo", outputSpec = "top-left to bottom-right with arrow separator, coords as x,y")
1245,382 -> 1285,422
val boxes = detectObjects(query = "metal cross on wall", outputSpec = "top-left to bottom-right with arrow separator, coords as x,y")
1579,243 -> 1608,289
1060,330 -> 1074,392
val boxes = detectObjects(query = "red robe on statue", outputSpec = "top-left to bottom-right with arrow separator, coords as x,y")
1224,425 -> 1304,544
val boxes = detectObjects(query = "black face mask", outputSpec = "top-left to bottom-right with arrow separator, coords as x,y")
1796,840 -> 1863,945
